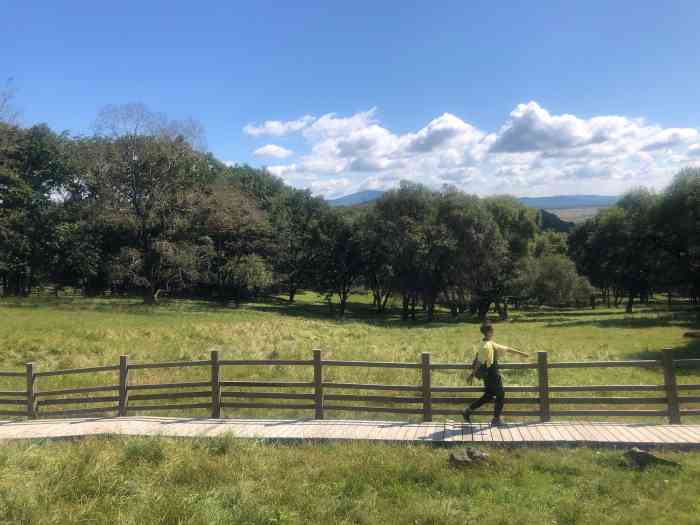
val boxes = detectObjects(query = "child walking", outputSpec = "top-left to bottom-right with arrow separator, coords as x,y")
463,321 -> 529,426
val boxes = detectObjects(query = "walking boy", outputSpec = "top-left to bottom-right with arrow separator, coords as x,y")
463,321 -> 529,426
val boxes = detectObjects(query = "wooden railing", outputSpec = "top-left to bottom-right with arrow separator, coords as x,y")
1,349 -> 699,424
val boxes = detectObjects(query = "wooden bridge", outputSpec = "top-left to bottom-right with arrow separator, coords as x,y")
1,417 -> 699,448
1,348 -> 699,447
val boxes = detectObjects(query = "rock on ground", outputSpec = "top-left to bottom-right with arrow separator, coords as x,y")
449,447 -> 490,468
624,447 -> 681,469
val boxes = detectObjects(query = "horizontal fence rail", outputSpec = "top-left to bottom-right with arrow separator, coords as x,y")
0,348 -> 698,424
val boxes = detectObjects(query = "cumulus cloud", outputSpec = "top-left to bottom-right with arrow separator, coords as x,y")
245,102 -> 699,197
244,115 -> 315,136
253,144 -> 294,159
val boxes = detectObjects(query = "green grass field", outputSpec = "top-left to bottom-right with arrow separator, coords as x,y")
1,294 -> 700,524
1,292 -> 698,421
1,436 -> 699,525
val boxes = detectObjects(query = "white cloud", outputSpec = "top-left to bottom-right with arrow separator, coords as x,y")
245,103 -> 699,198
253,144 -> 294,159
244,115 -> 315,136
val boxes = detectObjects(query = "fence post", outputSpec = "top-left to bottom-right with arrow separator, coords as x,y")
211,350 -> 221,419
25,362 -> 35,419
661,348 -> 681,424
313,348 -> 324,420
421,352 -> 432,422
537,351 -> 550,422
118,355 -> 129,417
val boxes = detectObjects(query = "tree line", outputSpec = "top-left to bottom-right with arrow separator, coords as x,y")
1,99 -> 698,318
568,169 -> 700,312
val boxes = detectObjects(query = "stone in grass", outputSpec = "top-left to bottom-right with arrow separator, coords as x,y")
449,447 -> 490,468
623,447 -> 681,469
683,331 -> 700,338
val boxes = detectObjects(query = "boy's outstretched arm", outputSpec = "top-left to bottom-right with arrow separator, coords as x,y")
493,342 -> 530,358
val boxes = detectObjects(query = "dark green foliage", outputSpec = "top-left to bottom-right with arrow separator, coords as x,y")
535,208 -> 575,233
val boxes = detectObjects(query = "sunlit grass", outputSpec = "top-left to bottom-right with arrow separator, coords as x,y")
0,436 -> 698,525
1,293 -> 698,422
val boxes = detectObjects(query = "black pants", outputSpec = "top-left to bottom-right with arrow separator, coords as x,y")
468,375 -> 505,418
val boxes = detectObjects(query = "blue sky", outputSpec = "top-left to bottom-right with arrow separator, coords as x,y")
3,1 -> 700,197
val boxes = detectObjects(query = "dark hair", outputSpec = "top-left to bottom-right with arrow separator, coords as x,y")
480,321 -> 493,336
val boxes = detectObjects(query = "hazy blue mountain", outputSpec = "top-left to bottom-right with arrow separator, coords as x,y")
518,195 -> 618,209
327,190 -> 619,211
328,190 -> 385,207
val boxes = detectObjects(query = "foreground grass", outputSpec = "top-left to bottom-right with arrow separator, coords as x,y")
0,293 -> 698,422
0,436 -> 698,525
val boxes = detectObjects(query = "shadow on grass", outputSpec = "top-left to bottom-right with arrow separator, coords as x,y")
536,311 -> 700,330
246,298 -> 476,329
631,339 -> 700,375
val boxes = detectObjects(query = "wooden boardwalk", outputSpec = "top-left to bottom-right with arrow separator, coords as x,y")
1,417 -> 700,448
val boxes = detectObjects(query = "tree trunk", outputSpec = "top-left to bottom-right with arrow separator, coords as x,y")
496,302 -> 508,321
625,292 -> 634,314
478,300 -> 490,321
143,286 -> 159,305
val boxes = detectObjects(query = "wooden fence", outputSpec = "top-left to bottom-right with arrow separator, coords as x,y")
1,349 -> 699,424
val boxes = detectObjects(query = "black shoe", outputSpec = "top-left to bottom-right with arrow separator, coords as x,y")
462,409 -> 471,423
491,417 -> 505,427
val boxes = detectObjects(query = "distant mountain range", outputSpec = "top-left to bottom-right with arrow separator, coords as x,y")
328,191 -> 619,210
327,190 -> 385,207
517,195 -> 619,209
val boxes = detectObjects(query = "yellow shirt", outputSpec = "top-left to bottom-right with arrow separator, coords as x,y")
475,340 -> 512,368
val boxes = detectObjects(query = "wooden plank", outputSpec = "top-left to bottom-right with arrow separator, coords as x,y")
128,360 -> 210,370
324,394 -> 423,403
37,396 -> 120,407
211,350 -> 221,419
676,384 -> 700,391
421,353 -> 432,422
118,355 -> 128,417
220,402 -> 314,411
431,386 -> 538,393
35,365 -> 119,377
323,405 -> 422,415
431,362 -> 535,370
431,397 -> 538,404
662,348 -> 681,424
549,410 -> 667,417
0,399 -> 28,406
537,351 -> 551,422
37,406 -> 116,417
38,385 -> 119,397
0,410 -> 27,417
129,391 -> 212,402
321,360 -> 420,369
127,403 -> 212,412
324,382 -> 421,392
220,359 -> 313,366
130,381 -> 214,390
313,349 -> 324,420
548,360 -> 660,369
222,381 -> 313,388
0,390 -> 26,397
549,397 -> 668,405
222,392 -> 314,400
26,362 -> 35,419
678,396 -> 700,403
550,385 -> 666,392
0,371 -> 27,377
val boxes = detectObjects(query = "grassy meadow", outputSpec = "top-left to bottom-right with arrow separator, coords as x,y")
1,435 -> 700,525
0,292 -> 699,422
1,293 -> 700,524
